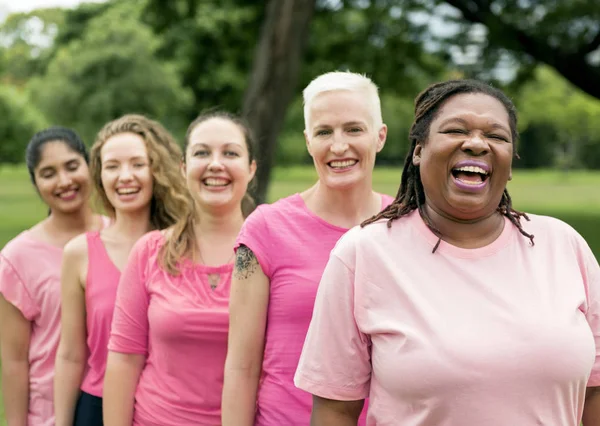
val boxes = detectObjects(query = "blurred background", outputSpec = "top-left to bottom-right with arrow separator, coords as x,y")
0,0 -> 599,422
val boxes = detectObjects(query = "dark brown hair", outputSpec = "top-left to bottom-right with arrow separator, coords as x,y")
362,79 -> 534,251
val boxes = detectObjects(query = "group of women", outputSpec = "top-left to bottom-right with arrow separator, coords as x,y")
0,71 -> 598,426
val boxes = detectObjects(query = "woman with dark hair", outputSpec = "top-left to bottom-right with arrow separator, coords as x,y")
294,79 -> 600,425
103,111 -> 257,426
54,115 -> 190,426
0,127 -> 109,426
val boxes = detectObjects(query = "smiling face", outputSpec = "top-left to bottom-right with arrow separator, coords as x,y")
304,90 -> 387,190
413,93 -> 514,220
100,132 -> 153,214
33,141 -> 92,214
184,117 -> 256,212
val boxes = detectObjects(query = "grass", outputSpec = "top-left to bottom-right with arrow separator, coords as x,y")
0,165 -> 599,424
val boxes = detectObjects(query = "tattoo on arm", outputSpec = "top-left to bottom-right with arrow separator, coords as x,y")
234,245 -> 259,280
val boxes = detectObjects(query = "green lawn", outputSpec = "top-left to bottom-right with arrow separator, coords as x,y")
0,165 -> 599,424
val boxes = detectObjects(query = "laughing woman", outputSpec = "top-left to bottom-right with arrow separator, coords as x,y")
54,115 -> 189,426
0,127 -> 109,426
103,112 -> 257,426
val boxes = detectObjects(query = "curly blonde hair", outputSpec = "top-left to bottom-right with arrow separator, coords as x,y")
90,114 -> 191,231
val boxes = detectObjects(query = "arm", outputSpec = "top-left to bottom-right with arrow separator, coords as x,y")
583,386 -> 600,426
0,294 -> 31,426
54,237 -> 88,426
311,396 -> 364,426
103,351 -> 145,426
221,245 -> 270,426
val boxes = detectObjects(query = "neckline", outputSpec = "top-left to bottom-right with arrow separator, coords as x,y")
292,192 -> 387,232
408,210 -> 515,258
20,230 -> 64,252
91,231 -> 123,274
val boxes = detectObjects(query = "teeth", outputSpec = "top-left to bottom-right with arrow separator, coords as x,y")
59,190 -> 76,198
330,160 -> 357,168
117,188 -> 139,195
454,165 -> 488,175
205,178 -> 229,186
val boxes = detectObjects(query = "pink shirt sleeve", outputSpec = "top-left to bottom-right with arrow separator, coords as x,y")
294,237 -> 372,401
0,253 -> 39,320
581,237 -> 600,387
234,207 -> 274,277
108,235 -> 152,355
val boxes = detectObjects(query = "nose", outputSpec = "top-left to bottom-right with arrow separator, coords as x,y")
461,131 -> 489,156
208,153 -> 225,171
330,133 -> 349,156
119,165 -> 134,181
57,170 -> 73,187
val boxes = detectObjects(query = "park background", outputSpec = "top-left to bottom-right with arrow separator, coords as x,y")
0,0 -> 599,423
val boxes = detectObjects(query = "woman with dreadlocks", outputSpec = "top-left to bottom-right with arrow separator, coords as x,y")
294,79 -> 600,426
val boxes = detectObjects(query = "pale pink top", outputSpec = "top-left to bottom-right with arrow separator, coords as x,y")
81,231 -> 121,397
295,210 -> 600,426
234,192 -> 394,426
108,231 -> 232,425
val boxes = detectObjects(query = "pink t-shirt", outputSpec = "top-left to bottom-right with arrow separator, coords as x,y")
295,210 -> 600,426
0,232 -> 63,426
108,230 -> 232,426
81,231 -> 121,397
234,192 -> 393,426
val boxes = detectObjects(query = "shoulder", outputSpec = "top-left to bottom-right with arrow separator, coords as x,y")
242,194 -> 303,230
379,193 -> 396,208
0,231 -> 36,265
521,213 -> 585,244
62,232 -> 90,264
132,230 -> 166,256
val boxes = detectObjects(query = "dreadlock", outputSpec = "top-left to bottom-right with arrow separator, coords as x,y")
362,79 -> 534,252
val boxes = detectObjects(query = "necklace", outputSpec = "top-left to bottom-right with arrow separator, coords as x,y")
197,249 -> 235,290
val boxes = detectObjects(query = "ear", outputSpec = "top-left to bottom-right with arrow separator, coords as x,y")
180,159 -> 186,178
304,130 -> 314,157
412,143 -> 423,167
248,159 -> 257,182
376,124 -> 387,153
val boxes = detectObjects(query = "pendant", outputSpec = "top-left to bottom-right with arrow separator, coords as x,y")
208,273 -> 220,290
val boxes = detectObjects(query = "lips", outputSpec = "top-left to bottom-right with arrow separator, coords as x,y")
55,187 -> 79,200
328,159 -> 358,169
116,187 -> 141,195
451,160 -> 491,185
203,177 -> 230,187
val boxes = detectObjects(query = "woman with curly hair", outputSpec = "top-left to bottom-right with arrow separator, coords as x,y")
103,111 -> 257,425
53,114 -> 190,426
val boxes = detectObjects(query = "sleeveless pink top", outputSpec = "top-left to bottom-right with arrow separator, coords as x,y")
80,231 -> 121,397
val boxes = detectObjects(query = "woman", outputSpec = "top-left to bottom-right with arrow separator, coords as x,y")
294,79 -> 600,425
221,71 -> 394,425
0,127 -> 109,426
54,115 -> 189,426
103,111 -> 257,425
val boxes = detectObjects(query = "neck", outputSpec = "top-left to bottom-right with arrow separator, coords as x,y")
109,208 -> 153,240
47,205 -> 96,235
194,205 -> 245,239
302,178 -> 380,228
424,203 -> 505,249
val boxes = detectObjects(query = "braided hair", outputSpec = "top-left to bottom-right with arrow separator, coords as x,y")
362,79 -> 534,252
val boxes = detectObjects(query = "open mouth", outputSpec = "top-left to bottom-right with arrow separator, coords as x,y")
328,159 -> 358,170
117,188 -> 141,195
56,188 -> 79,200
451,165 -> 490,186
203,177 -> 230,187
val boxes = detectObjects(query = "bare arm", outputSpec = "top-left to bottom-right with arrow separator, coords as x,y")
54,237 -> 88,426
310,395 -> 364,426
583,386 -> 600,425
221,245 -> 270,426
0,295 -> 31,426
103,351 -> 145,426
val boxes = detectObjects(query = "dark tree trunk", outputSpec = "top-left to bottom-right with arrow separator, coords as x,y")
242,0 -> 316,204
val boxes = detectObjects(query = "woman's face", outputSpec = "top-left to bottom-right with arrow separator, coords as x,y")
184,118 -> 256,212
304,90 -> 387,191
100,132 -> 154,215
33,141 -> 92,214
413,93 -> 513,221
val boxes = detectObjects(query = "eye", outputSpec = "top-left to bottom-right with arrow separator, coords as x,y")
133,162 -> 147,168
103,164 -> 118,170
224,151 -> 240,157
442,129 -> 467,135
193,150 -> 209,157
40,171 -> 55,179
66,161 -> 80,171
315,129 -> 332,136
348,127 -> 363,133
488,134 -> 508,142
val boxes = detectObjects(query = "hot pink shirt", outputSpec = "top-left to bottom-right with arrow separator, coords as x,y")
0,232 -> 63,426
108,230 -> 232,426
234,192 -> 394,426
81,231 -> 121,397
295,210 -> 600,426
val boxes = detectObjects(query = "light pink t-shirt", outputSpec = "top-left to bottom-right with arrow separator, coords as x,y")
81,231 -> 121,397
234,192 -> 393,426
295,210 -> 600,426
0,232 -> 63,426
108,230 -> 232,426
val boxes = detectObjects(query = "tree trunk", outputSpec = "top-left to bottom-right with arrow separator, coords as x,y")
242,0 -> 316,204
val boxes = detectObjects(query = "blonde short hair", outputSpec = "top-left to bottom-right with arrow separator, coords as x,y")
302,71 -> 383,130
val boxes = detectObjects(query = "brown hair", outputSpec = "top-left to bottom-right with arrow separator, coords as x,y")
159,111 -> 257,275
90,114 -> 191,231
362,79 -> 534,251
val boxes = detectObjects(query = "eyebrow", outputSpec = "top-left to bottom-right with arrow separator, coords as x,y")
189,142 -> 243,149
313,120 -> 368,129
439,117 -> 511,134
104,155 -> 147,162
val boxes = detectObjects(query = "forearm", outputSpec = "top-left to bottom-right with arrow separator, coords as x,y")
311,396 -> 363,426
2,361 -> 30,426
54,357 -> 86,426
221,369 -> 260,426
103,355 -> 143,426
583,387 -> 600,426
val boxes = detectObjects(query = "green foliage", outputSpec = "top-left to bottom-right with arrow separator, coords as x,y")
26,0 -> 193,144
0,85 -> 48,164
